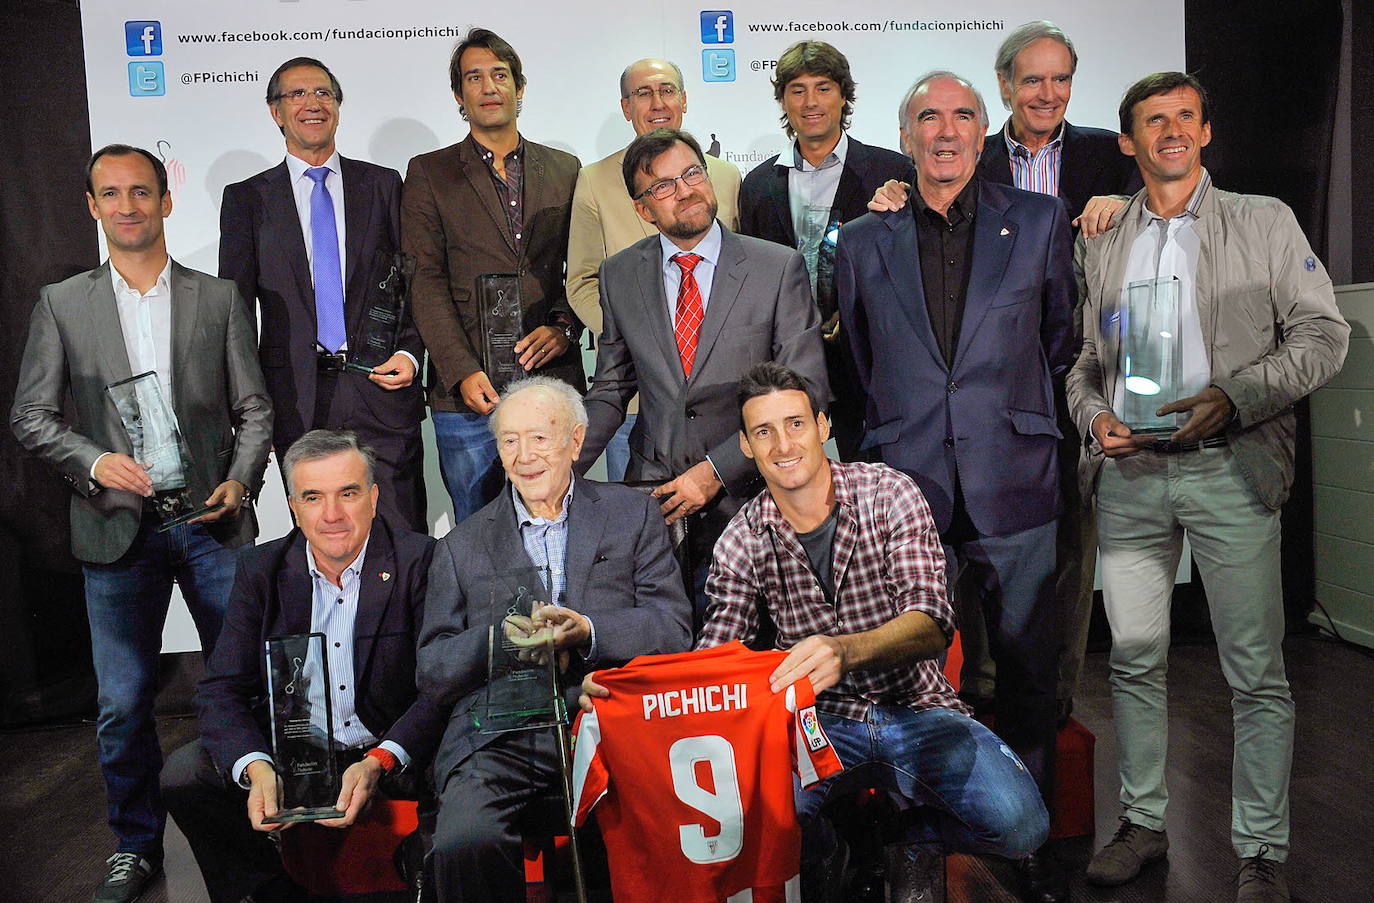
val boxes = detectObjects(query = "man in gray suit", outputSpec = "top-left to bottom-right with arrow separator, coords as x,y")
576,128 -> 828,614
11,144 -> 272,903
420,376 -> 691,902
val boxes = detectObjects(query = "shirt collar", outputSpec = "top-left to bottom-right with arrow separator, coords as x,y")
1138,167 -> 1212,226
1003,119 -> 1064,158
786,131 -> 849,172
469,133 -> 525,166
915,175 -> 979,224
285,149 -> 343,183
746,460 -> 858,536
512,477 -> 575,527
660,219 -> 723,270
306,533 -> 371,583
110,257 -> 173,298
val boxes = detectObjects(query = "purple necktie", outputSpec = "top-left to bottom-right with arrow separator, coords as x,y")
306,167 -> 346,353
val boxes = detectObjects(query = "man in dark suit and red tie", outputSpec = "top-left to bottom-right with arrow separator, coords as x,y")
836,70 -> 1075,903
219,57 -> 427,532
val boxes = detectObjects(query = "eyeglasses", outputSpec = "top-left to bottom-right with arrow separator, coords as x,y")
635,163 -> 709,201
625,84 -> 681,102
272,88 -> 337,105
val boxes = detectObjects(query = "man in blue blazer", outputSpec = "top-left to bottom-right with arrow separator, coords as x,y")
420,377 -> 692,903
161,431 -> 443,903
836,70 -> 1074,903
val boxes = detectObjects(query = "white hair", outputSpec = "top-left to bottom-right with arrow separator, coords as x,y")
897,70 -> 990,132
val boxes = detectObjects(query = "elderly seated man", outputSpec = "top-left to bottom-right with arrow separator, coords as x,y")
420,375 -> 694,903
162,430 -> 444,903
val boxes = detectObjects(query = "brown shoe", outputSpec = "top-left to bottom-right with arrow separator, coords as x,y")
1235,847 -> 1289,902
1085,817 -> 1169,886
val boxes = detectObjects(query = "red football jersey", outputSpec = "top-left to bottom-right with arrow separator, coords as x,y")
571,641 -> 844,902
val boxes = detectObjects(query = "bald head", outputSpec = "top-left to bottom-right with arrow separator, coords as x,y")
620,58 -> 688,135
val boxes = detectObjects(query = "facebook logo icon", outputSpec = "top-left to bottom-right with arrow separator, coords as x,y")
701,49 -> 735,83
125,20 -> 162,56
128,61 -> 165,97
700,11 -> 734,44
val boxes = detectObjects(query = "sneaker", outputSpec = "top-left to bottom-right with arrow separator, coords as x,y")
92,852 -> 159,903
1236,847 -> 1289,902
1085,817 -> 1169,886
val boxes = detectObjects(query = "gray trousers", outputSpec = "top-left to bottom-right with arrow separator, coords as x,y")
1097,445 -> 1293,861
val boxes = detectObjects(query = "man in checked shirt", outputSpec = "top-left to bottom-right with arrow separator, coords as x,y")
701,362 -> 1048,901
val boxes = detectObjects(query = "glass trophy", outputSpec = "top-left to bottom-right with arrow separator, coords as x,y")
1117,277 -> 1183,436
477,274 -> 524,395
476,566 -> 565,734
262,632 -> 345,824
798,206 -> 842,323
106,372 -> 222,531
345,251 -> 414,374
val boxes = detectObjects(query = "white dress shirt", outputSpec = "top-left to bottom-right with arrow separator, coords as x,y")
285,150 -> 347,282
659,220 -> 724,324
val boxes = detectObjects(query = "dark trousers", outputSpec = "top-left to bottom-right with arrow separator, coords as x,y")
163,738 -> 431,903
161,739 -> 295,903
431,730 -> 563,903
942,508 -> 1060,808
296,367 -> 427,532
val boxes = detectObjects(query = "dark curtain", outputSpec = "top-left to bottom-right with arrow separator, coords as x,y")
0,0 -> 99,725
1186,0 -> 1344,626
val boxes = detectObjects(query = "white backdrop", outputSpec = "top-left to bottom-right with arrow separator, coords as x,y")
80,1 -> 1185,651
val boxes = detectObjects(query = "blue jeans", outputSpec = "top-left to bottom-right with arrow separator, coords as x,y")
603,413 -> 637,482
796,705 -> 1048,878
433,410 -> 504,524
83,517 -> 241,858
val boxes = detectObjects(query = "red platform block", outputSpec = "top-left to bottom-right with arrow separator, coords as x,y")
1050,717 -> 1095,839
280,799 -> 417,896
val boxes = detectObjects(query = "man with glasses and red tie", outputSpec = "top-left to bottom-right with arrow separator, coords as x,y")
575,128 -> 828,618
220,57 -> 427,531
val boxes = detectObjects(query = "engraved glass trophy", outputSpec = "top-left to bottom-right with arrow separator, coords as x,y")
105,372 -> 222,530
262,632 -> 345,824
476,566 -> 564,734
477,274 -> 524,395
345,251 -> 414,374
1117,276 -> 1183,436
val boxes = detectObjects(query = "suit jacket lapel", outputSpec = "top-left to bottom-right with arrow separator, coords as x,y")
562,478 -> 605,609
638,243 -> 682,386
89,264 -> 133,387
169,261 -> 201,419
352,519 -> 394,678
1094,192 -> 1145,400
275,531 -> 315,636
263,163 -> 315,326
522,144 -> 548,260
830,153 -> 864,229
875,209 -> 943,368
481,489 -> 540,585
691,226 -> 746,381
952,189 -> 1016,372
767,163 -> 796,247
459,138 -> 519,258
340,156 -> 373,308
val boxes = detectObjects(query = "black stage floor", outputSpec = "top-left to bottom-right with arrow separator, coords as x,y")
3,634 -> 1371,902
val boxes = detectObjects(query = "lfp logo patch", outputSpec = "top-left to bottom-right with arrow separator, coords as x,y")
800,705 -> 828,751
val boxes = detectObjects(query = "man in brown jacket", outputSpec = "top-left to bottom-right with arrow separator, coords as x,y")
1067,73 -> 1348,903
402,27 -> 583,521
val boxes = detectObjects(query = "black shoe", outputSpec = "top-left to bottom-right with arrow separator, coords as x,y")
93,853 -> 159,903
1017,849 -> 1069,903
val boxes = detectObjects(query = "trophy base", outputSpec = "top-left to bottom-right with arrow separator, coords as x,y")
155,503 -> 225,532
261,805 -> 346,825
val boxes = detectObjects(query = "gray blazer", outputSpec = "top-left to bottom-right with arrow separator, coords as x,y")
10,261 -> 273,563
577,225 -> 829,499
417,477 -> 692,785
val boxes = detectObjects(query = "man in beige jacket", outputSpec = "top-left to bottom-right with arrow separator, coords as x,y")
1067,72 -> 1348,903
566,58 -> 740,478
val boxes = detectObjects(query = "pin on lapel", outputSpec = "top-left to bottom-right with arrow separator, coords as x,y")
380,572 -> 391,582
1000,228 -> 1010,236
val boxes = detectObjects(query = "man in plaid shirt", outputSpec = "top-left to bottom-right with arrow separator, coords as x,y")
700,362 -> 1049,899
